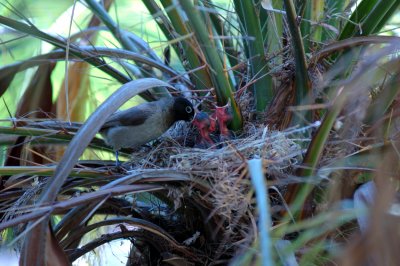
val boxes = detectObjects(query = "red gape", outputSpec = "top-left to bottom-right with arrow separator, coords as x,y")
214,103 -> 232,138
192,102 -> 233,146
192,112 -> 215,145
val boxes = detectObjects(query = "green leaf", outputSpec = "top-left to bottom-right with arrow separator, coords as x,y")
233,0 -> 273,111
177,1 -> 243,129
339,0 -> 400,39
283,0 -> 311,124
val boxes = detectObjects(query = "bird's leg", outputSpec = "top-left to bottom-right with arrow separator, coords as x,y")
115,150 -> 120,167
114,150 -> 128,173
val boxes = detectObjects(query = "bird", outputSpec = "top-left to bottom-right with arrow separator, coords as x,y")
213,103 -> 233,139
100,97 -> 194,164
192,112 -> 216,147
191,103 -> 233,148
30,97 -> 195,165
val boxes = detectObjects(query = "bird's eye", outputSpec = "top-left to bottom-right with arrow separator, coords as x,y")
185,106 -> 193,113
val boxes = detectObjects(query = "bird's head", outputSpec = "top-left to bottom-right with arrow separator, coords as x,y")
192,112 -> 210,129
171,97 -> 195,122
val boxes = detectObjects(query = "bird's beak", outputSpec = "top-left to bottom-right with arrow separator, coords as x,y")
191,107 -> 201,123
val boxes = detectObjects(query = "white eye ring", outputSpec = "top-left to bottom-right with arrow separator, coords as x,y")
185,106 -> 193,113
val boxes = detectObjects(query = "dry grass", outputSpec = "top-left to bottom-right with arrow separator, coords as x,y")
119,108 -> 321,258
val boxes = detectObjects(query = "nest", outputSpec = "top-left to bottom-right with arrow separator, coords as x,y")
125,120 -> 306,256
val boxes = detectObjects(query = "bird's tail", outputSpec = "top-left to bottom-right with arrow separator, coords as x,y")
26,120 -> 83,132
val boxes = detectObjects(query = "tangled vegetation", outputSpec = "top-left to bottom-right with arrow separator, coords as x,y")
1,0 -> 400,265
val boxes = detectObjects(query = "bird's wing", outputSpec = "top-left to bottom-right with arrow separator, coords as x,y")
100,103 -> 154,130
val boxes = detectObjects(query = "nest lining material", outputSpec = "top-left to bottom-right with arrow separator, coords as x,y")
122,121 -> 314,256
127,123 -> 305,227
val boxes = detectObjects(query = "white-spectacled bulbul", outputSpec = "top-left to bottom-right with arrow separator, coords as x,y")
30,97 -> 195,164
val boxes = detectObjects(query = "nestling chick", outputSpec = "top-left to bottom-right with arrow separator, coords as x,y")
214,103 -> 233,139
192,102 -> 233,148
192,112 -> 215,147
